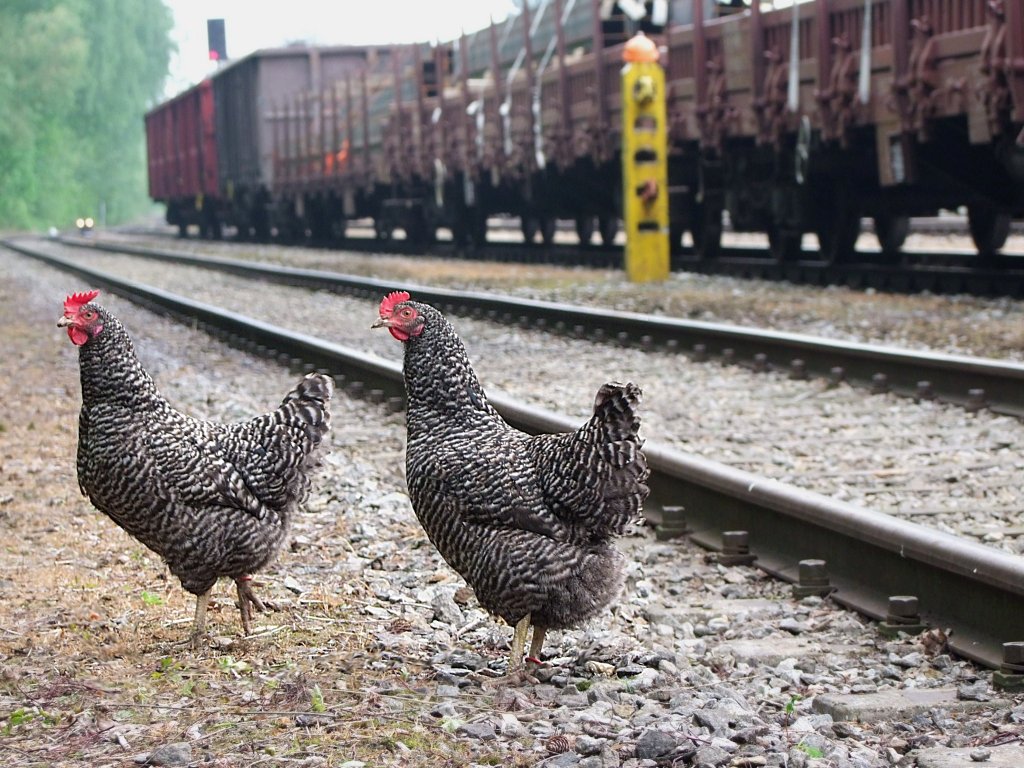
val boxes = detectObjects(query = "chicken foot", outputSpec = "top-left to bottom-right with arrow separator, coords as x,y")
235,575 -> 272,635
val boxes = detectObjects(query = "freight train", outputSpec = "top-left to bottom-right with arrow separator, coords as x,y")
145,0 -> 1024,265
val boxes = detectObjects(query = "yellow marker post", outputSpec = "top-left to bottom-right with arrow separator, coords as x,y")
621,32 -> 669,282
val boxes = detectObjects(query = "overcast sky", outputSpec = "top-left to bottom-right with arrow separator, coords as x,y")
164,0 -> 519,97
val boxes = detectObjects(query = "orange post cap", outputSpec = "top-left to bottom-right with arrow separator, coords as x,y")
623,31 -> 660,63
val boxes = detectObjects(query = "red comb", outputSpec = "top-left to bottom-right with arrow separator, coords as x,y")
379,290 -> 410,318
64,290 -> 100,314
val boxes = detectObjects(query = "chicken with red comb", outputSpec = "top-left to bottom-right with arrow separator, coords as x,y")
59,290 -> 334,645
374,291 -> 648,671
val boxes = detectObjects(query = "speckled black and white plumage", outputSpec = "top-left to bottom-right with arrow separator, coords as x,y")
62,298 -> 332,634
377,296 -> 648,657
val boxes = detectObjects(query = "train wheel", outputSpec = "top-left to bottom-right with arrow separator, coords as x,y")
521,215 -> 539,243
873,213 -> 909,257
691,203 -> 722,260
470,214 -> 488,247
768,226 -> 802,263
575,216 -> 595,244
598,215 -> 619,246
541,216 -> 557,245
967,203 -> 1010,257
815,205 -> 859,264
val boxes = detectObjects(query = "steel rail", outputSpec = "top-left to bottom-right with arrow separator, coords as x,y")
104,226 -> 1024,297
7,239 -> 1022,670
39,235 -> 1024,419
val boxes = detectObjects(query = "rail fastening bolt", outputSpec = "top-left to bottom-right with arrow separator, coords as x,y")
871,373 -> 889,394
722,348 -> 736,365
655,505 -> 690,541
887,595 -> 919,621
573,324 -> 586,338
692,343 -> 708,362
1003,641 -> 1024,670
367,388 -> 385,404
640,335 -> 653,348
793,559 -> 833,598
829,366 -> 845,385
789,359 -> 806,380
966,388 -> 987,412
347,381 -> 365,398
387,397 -> 405,413
916,381 -> 934,401
879,595 -> 926,638
665,338 -> 679,352
718,530 -> 756,566
617,331 -> 630,345
753,353 -> 767,372
994,641 -> 1024,692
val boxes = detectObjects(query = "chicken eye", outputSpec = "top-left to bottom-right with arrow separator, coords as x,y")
400,308 -> 414,318
82,310 -> 95,320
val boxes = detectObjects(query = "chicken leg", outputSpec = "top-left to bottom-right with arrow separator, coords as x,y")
509,613 -> 531,669
188,589 -> 212,649
510,615 -> 550,670
527,625 -> 547,666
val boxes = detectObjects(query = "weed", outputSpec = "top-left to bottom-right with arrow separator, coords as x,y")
310,683 -> 326,713
797,742 -> 825,758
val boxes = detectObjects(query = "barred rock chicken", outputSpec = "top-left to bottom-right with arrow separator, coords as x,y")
373,291 -> 648,668
59,290 -> 333,644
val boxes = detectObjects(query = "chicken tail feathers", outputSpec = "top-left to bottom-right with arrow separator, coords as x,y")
528,381 -> 649,540
588,382 -> 649,533
592,382 -> 642,453
279,373 -> 334,446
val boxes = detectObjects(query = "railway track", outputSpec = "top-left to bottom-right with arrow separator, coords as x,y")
115,224 -> 1024,297
29,234 -> 1024,420
6,236 -> 1022,673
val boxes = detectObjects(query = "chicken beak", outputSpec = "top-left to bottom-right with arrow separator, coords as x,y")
371,317 -> 391,329
57,315 -> 73,328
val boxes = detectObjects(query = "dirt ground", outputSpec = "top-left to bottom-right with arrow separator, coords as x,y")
0,259 -> 520,767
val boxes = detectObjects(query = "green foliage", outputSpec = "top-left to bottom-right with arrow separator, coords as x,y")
310,683 -> 326,713
784,693 -> 802,716
4,707 -> 57,735
140,590 -> 163,606
0,0 -> 174,230
217,656 -> 251,677
797,742 -> 825,758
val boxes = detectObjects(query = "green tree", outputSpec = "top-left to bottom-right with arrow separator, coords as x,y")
0,0 -> 174,230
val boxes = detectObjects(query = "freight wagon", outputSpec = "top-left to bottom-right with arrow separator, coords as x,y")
144,79 -> 219,238
147,0 -> 1024,267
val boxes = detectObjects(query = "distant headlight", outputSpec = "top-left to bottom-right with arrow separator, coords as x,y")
76,218 -> 85,228
85,217 -> 94,228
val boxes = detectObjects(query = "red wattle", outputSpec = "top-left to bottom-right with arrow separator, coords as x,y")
389,327 -> 410,342
69,327 -> 89,346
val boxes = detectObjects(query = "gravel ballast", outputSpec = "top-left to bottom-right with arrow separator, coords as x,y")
38,239 -> 1024,556
3,243 -> 1024,767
